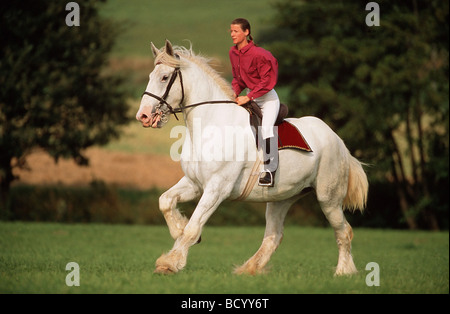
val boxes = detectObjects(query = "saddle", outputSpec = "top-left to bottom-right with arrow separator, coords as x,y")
242,101 -> 289,147
242,101 -> 289,129
241,101 -> 312,152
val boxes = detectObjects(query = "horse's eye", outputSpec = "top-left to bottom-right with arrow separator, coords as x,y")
161,75 -> 169,82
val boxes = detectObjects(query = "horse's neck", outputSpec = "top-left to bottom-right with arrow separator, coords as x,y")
179,65 -> 254,160
179,64 -> 255,165
182,66 -> 245,128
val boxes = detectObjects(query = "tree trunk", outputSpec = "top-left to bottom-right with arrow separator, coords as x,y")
415,100 -> 439,230
389,130 -> 418,229
0,154 -> 14,211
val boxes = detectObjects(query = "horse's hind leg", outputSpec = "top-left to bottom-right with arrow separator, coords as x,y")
234,198 -> 297,275
159,176 -> 201,240
319,200 -> 357,276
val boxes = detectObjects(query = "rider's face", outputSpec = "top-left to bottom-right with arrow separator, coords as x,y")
230,24 -> 249,48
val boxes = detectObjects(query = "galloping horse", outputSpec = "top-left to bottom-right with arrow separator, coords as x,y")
136,40 -> 368,276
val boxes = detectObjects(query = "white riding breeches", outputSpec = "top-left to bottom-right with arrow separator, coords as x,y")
251,89 -> 280,140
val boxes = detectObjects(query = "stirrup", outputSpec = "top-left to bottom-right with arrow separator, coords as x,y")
258,170 -> 274,187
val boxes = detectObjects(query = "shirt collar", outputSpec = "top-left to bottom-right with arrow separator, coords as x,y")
233,41 -> 255,54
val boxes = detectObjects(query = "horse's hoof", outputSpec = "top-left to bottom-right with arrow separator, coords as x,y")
154,265 -> 176,275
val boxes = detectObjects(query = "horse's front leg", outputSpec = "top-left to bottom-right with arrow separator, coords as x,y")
159,176 -> 201,240
155,183 -> 228,274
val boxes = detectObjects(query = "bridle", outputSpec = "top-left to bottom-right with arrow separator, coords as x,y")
142,56 -> 236,121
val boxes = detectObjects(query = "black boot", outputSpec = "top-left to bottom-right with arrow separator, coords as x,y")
258,137 -> 278,187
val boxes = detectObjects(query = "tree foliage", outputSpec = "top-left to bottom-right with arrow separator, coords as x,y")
0,0 -> 129,204
263,0 -> 449,229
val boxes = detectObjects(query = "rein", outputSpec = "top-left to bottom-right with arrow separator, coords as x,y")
142,58 -> 236,121
173,99 -> 237,113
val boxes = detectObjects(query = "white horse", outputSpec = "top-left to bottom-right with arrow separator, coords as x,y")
136,40 -> 368,276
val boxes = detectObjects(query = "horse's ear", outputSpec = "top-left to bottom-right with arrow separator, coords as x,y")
165,39 -> 174,57
151,42 -> 160,58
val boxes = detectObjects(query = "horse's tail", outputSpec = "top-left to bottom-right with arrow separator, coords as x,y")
343,154 -> 368,213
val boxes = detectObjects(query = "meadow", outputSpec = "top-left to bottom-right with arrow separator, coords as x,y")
0,222 -> 448,294
100,0 -> 275,59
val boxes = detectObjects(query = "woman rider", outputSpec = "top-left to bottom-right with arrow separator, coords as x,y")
229,18 -> 280,187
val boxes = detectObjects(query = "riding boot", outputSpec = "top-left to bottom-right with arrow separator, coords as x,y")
259,137 -> 278,187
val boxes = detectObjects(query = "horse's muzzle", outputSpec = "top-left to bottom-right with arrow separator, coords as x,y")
138,112 -> 161,128
137,104 -> 160,128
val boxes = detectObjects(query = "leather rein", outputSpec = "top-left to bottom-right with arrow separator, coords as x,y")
142,57 -> 236,121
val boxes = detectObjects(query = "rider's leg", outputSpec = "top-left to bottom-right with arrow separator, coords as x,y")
254,89 -> 280,186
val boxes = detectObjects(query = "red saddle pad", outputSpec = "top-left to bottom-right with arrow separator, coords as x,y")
276,120 -> 312,152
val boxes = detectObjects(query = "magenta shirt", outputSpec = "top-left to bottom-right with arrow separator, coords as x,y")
229,41 -> 278,100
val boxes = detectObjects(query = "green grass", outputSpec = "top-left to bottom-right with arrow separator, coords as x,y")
100,0 -> 276,59
1,222 -> 448,294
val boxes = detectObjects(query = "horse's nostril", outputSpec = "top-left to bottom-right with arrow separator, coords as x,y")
140,114 -> 148,120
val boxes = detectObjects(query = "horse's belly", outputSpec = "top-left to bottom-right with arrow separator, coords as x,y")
230,149 -> 317,202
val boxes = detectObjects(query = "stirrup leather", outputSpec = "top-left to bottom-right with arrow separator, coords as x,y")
258,170 -> 274,187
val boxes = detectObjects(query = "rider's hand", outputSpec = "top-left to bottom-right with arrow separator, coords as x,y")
235,96 -> 251,106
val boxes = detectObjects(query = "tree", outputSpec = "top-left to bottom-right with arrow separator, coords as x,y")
0,1 -> 129,208
262,0 -> 448,229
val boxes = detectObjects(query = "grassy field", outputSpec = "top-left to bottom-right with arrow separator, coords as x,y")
100,0 -> 276,59
1,222 -> 448,294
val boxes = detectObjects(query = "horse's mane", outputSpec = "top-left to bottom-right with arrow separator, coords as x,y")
155,44 -> 234,99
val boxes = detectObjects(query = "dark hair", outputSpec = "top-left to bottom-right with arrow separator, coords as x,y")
231,18 -> 253,41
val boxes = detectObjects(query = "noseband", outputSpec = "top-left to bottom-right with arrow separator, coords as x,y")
142,55 -> 236,121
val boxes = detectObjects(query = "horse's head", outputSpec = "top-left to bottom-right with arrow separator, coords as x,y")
136,40 -> 184,128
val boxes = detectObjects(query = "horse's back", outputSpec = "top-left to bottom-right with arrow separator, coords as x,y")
284,116 -> 343,153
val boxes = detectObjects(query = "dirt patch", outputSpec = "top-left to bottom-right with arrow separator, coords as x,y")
13,148 -> 184,190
